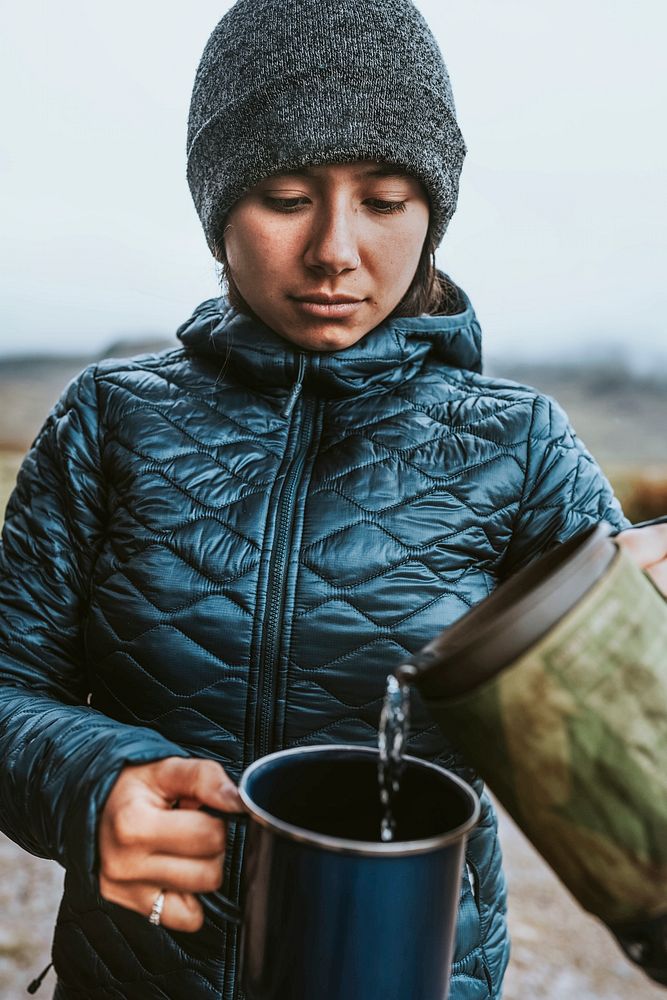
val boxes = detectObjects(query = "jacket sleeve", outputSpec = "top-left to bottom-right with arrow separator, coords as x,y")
0,366 -> 188,892
502,392 -> 630,576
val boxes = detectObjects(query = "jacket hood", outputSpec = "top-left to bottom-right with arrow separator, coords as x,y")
176,282 -> 482,401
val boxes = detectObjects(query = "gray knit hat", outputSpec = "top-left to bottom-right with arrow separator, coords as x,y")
187,0 -> 466,252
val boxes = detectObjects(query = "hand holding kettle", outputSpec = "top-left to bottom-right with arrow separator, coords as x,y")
617,519 -> 667,595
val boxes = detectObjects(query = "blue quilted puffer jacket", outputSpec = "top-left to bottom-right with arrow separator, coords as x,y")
0,286 -> 626,999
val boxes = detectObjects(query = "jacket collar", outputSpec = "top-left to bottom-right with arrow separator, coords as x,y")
176,282 -> 482,401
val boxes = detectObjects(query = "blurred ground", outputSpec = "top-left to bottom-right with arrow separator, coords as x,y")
497,804 -> 665,1000
1,807 -> 665,999
0,833 -> 62,998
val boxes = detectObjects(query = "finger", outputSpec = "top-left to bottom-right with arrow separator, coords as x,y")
645,558 -> 667,598
617,524 -> 667,568
176,797 -> 203,810
152,758 -> 243,813
103,852 -> 225,894
99,879 -> 205,933
110,804 -> 227,857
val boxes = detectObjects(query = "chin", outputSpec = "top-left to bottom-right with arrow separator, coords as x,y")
292,323 -> 372,353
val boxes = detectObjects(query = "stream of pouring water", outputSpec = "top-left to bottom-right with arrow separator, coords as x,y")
378,670 -> 413,842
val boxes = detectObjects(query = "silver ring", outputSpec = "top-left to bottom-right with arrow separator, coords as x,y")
148,891 -> 165,926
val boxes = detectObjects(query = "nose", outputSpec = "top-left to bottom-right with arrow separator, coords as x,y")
303,202 -> 361,275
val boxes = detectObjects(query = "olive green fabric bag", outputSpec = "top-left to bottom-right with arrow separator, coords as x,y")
405,523 -> 667,985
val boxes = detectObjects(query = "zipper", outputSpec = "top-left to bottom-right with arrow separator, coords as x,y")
280,353 -> 306,418
255,358 -> 315,759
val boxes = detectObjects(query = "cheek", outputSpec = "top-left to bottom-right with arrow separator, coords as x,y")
370,231 -> 426,292
227,241 -> 269,301
228,222 -> 299,290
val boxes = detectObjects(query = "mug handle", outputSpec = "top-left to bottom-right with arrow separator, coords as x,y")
199,806 -> 247,926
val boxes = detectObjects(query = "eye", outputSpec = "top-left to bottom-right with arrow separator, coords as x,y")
366,199 -> 408,215
264,196 -> 310,213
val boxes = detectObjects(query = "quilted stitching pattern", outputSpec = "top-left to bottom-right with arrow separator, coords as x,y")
0,294 -> 627,999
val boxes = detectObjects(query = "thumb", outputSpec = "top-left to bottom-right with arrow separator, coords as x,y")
153,757 -> 243,812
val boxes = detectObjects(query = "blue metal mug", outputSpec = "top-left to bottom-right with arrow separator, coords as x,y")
212,745 -> 479,1000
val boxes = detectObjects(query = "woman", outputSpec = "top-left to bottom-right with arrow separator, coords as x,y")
1,1 -> 665,998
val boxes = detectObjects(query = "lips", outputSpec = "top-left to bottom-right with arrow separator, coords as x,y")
294,294 -> 363,304
291,293 -> 365,319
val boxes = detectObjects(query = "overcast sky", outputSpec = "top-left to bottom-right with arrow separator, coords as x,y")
1,1 -> 666,364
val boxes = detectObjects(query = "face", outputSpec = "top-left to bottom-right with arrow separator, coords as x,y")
222,162 -> 430,351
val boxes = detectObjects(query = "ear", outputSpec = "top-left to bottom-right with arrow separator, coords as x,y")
212,239 -> 225,265
211,210 -> 233,263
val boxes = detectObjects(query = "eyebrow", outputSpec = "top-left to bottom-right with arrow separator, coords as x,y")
361,165 -> 412,179
275,164 -> 412,180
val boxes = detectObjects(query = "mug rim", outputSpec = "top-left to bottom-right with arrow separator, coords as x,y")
238,744 -> 481,857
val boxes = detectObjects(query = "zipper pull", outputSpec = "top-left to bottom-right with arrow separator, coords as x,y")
27,962 -> 53,994
280,353 -> 306,419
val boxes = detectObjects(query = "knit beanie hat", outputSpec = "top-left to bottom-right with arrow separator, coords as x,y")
187,0 -> 466,252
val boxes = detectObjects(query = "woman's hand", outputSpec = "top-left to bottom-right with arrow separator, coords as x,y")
98,757 -> 243,931
616,522 -> 667,597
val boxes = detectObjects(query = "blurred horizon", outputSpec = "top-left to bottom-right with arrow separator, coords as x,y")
1,1 -> 666,363
2,333 -> 666,376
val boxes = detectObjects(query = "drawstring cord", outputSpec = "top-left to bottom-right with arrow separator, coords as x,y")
280,353 -> 306,419
27,961 -> 53,994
